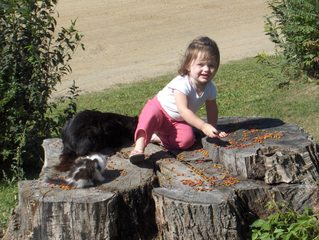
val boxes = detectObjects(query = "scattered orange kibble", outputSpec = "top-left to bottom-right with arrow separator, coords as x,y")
195,160 -> 205,164
211,163 -> 222,169
222,176 -> 240,186
224,129 -> 283,149
59,184 -> 74,190
181,178 -> 203,187
194,148 -> 209,158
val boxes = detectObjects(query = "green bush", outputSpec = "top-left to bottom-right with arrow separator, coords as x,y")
251,202 -> 319,240
0,0 -> 83,180
265,0 -> 319,79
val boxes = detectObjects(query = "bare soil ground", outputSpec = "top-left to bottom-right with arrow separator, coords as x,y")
53,0 -> 274,98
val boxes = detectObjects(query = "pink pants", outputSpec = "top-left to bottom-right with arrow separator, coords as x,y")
135,97 -> 195,150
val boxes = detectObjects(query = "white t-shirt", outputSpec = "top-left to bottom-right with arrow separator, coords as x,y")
157,75 -> 217,121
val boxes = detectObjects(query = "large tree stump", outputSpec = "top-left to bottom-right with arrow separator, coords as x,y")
4,117 -> 319,240
4,139 -> 161,240
202,117 -> 319,184
153,117 -> 319,240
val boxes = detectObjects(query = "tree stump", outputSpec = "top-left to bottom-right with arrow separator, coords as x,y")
4,139 -> 161,240
202,117 -> 319,184
153,117 -> 319,240
4,117 -> 319,240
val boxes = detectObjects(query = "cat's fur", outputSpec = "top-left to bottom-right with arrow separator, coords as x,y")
55,110 -> 138,172
66,153 -> 107,188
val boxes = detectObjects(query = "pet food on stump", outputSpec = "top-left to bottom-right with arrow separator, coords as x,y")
4,117 -> 319,240
202,117 -> 319,184
152,117 -> 319,240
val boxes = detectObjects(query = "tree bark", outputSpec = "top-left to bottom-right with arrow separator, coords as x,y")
4,139 -> 160,240
4,117 -> 319,240
202,117 -> 319,184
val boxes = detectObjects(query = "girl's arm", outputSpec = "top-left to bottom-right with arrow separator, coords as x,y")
174,90 -> 221,138
206,99 -> 228,137
206,99 -> 218,127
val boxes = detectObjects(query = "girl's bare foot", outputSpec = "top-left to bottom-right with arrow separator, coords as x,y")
129,149 -> 145,164
150,133 -> 163,146
130,130 -> 146,164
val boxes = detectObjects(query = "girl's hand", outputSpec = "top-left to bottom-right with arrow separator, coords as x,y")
218,131 -> 228,138
201,123 -> 228,138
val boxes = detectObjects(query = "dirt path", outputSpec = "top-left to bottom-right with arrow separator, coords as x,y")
53,0 -> 274,98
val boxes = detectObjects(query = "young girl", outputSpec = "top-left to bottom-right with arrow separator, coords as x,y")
130,36 -> 227,163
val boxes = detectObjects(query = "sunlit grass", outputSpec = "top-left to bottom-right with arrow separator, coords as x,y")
75,74 -> 173,115
74,56 -> 319,141
0,182 -> 18,234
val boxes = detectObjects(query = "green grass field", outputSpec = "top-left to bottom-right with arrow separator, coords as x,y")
1,55 -> 318,235
73,56 -> 318,141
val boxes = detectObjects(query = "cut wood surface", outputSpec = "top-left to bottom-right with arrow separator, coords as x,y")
202,117 -> 319,184
4,140 -> 161,240
153,118 -> 319,239
4,117 -> 319,240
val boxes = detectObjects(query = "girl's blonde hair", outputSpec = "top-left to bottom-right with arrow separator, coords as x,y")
178,36 -> 220,76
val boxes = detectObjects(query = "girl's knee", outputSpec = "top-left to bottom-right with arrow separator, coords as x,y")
177,134 -> 195,150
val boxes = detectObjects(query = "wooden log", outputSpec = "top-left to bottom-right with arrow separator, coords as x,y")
152,117 -> 319,240
202,117 -> 319,184
4,117 -> 319,240
153,158 -> 319,239
5,180 -> 118,239
153,187 -> 245,240
4,139 -> 161,240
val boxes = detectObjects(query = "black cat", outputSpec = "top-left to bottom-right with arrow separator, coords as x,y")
55,110 -> 138,172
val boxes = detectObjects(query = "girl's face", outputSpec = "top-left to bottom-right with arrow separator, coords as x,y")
188,53 -> 218,85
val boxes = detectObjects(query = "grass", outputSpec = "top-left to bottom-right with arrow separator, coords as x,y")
74,74 -> 174,115
0,182 -> 18,236
73,55 -> 318,141
212,56 -> 319,141
0,55 -> 318,233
